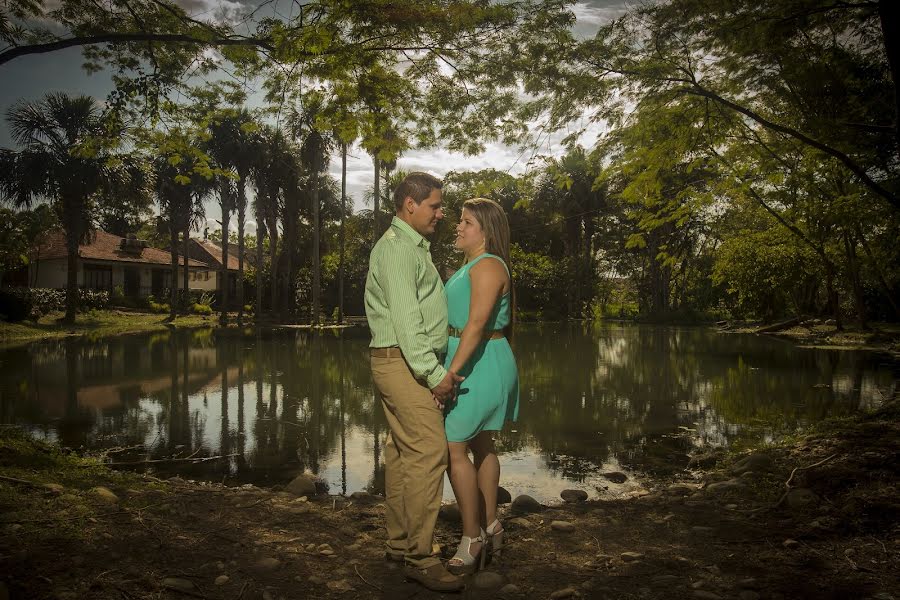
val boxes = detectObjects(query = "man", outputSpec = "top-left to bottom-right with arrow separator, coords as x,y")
365,172 -> 464,592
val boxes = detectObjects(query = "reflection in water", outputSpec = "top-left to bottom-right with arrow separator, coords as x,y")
0,324 -> 896,502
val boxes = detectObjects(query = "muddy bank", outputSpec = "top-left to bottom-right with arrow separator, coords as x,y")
723,319 -> 900,357
1,398 -> 898,600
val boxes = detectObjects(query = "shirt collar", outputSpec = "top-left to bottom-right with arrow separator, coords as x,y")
391,216 -> 430,250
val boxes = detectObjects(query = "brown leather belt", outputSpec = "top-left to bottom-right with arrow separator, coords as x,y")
448,327 -> 504,340
370,347 -> 447,361
370,346 -> 403,358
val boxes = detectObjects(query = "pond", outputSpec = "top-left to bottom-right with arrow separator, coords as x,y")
1,323 -> 896,503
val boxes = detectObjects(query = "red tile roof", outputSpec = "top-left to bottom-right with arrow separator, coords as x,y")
33,230 -> 210,268
191,239 -> 242,271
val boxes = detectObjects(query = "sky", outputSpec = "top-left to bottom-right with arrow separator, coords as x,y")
0,1 -> 628,235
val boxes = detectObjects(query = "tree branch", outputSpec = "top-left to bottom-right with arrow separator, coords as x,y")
679,83 -> 900,211
0,33 -> 274,66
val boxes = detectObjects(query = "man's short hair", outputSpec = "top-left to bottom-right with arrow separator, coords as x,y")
393,172 -> 443,212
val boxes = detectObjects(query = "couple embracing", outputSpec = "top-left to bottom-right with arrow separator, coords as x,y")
365,172 -> 519,592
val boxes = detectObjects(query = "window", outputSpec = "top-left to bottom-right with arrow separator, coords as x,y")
83,264 -> 112,291
205,271 -> 209,281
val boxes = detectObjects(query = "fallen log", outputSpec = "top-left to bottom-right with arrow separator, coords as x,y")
756,316 -> 801,334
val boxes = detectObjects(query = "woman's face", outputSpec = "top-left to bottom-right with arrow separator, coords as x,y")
454,207 -> 485,253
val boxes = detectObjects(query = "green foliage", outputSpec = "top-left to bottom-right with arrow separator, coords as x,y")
192,303 -> 212,315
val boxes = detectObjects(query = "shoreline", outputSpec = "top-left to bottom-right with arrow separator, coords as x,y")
1,396 -> 897,599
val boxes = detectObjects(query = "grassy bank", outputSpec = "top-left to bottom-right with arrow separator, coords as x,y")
0,310 -> 219,346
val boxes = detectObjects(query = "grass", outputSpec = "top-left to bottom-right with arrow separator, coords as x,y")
0,309 -> 218,346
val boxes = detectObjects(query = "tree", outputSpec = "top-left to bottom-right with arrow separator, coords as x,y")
0,92 -> 147,323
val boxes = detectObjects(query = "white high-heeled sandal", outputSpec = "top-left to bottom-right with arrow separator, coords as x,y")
486,519 -> 505,560
447,529 -> 486,575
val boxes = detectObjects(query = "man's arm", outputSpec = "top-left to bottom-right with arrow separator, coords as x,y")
378,242 -> 447,389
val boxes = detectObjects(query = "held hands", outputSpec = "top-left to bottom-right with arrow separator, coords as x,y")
431,370 -> 464,410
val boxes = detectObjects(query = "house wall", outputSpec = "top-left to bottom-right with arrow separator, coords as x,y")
28,260 -> 215,296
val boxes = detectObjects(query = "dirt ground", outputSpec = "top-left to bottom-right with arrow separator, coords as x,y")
1,398 -> 899,600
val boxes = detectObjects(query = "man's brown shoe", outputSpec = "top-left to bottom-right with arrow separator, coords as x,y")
403,563 -> 464,592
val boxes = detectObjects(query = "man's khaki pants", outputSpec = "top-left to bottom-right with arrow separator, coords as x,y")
371,353 -> 447,569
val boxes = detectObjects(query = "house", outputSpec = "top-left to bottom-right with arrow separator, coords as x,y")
178,237 -> 243,299
28,229 -> 214,297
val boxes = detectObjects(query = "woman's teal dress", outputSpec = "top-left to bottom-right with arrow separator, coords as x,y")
444,253 -> 519,442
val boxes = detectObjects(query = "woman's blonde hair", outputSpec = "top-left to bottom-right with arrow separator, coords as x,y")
463,197 -> 515,337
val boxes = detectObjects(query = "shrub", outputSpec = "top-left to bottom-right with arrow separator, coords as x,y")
0,289 -> 30,322
193,303 -> 212,315
148,300 -> 169,314
0,287 -> 109,319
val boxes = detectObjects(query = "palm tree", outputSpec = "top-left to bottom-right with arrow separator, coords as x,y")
250,126 -> 294,319
0,92 -> 147,323
153,155 -> 193,320
207,109 -> 256,325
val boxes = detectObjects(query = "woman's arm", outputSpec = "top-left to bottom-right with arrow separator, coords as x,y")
447,257 -> 508,375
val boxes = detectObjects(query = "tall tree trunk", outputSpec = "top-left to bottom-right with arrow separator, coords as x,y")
220,201 -> 231,326
63,210 -> 80,325
237,180 -> 246,326
843,230 -> 868,330
255,199 -> 264,320
182,223 -> 190,313
268,209 -> 279,318
169,220 -> 178,322
373,155 -> 381,245
338,142 -> 346,324
824,259 -> 842,330
284,215 -> 295,320
879,0 -> 900,154
312,160 -> 321,326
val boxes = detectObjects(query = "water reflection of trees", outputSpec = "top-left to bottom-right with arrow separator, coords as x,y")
0,325 -> 896,491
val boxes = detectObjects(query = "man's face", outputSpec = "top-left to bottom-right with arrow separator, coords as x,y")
407,188 -> 444,236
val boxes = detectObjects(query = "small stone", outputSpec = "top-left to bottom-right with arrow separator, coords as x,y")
693,592 -> 722,600
508,517 -> 532,529
90,487 -> 120,504
216,561 -> 225,570
214,575 -> 229,586
550,587 -> 578,599
601,471 -> 628,484
498,583 -> 521,596
511,495 -> 542,514
561,489 -> 588,503
439,503 -> 462,523
704,480 -> 744,494
472,570 -> 505,590
782,538 -> 800,549
345,544 -> 361,551
497,486 -> 512,504
44,483 -> 65,495
161,578 -> 194,593
285,474 -> 316,497
621,552 -> 644,562
551,520 -> 576,533
326,579 -> 353,592
666,484 -> 695,496
254,557 -> 282,571
262,591 -> 274,600
308,575 -> 324,585
731,453 -> 774,475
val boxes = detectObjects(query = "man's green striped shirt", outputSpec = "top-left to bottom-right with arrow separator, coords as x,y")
365,216 -> 448,389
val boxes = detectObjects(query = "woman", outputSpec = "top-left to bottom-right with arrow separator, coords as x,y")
441,197 -> 519,575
